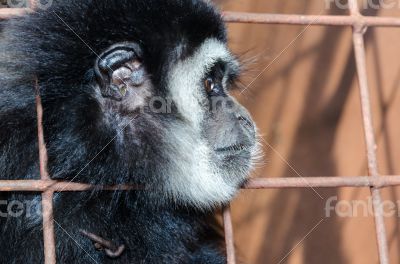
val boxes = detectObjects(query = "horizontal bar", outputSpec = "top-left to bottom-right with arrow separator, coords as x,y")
244,176 -> 400,189
223,11 -> 400,27
0,8 -> 30,19
1,8 -> 400,28
0,176 -> 400,192
0,180 -> 140,192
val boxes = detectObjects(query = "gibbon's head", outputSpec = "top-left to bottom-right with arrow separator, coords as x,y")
2,0 -> 260,209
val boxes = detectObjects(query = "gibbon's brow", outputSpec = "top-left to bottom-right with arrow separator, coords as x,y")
205,59 -> 240,83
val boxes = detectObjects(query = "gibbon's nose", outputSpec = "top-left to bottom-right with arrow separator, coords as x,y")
235,109 -> 256,142
209,101 -> 256,154
212,109 -> 256,154
237,114 -> 254,132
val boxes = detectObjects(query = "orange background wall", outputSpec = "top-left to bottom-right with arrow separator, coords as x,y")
217,1 -> 400,263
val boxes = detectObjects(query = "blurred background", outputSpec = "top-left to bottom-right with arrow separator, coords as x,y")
216,0 -> 400,263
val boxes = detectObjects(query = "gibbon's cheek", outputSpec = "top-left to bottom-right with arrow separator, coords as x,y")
162,39 -> 254,208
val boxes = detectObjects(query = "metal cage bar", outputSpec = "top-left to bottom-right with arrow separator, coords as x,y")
2,175 -> 400,192
36,80 -> 57,264
0,1 -> 399,263
348,1 -> 389,263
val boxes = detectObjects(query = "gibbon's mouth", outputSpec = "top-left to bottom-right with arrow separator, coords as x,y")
214,143 -> 252,154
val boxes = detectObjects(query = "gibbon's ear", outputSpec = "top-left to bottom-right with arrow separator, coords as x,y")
95,42 -> 146,101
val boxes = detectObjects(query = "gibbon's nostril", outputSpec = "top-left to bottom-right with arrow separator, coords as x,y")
237,115 -> 254,130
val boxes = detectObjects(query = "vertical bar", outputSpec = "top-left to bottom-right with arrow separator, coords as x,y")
36,79 -> 57,264
36,80 -> 49,181
41,191 -> 56,264
348,1 -> 389,264
223,205 -> 236,264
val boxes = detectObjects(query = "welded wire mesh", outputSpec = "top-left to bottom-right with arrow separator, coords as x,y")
1,1 -> 400,263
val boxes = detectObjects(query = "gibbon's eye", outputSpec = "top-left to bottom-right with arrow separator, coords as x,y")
204,77 -> 215,94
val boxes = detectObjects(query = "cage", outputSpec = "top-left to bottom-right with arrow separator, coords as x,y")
0,0 -> 400,264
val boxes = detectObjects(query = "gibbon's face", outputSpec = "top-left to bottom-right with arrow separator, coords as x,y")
94,38 -> 259,209
82,1 -> 259,209
1,0 -> 257,208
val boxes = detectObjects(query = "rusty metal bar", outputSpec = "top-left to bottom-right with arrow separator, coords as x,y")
223,205 -> 236,264
0,8 -> 31,19
2,8 -> 400,28
244,176 -> 400,189
36,81 -> 57,264
41,191 -> 56,264
0,180 -> 140,192
36,80 -> 50,181
223,11 -> 400,27
2,176 -> 400,192
348,1 -> 389,264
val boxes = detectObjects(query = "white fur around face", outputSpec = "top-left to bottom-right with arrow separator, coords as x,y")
164,39 -> 245,209
164,123 -> 238,209
168,38 -> 233,130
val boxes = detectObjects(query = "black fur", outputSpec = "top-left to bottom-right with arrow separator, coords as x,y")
0,0 -> 230,263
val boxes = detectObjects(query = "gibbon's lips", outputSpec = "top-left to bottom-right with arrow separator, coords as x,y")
214,143 -> 253,154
